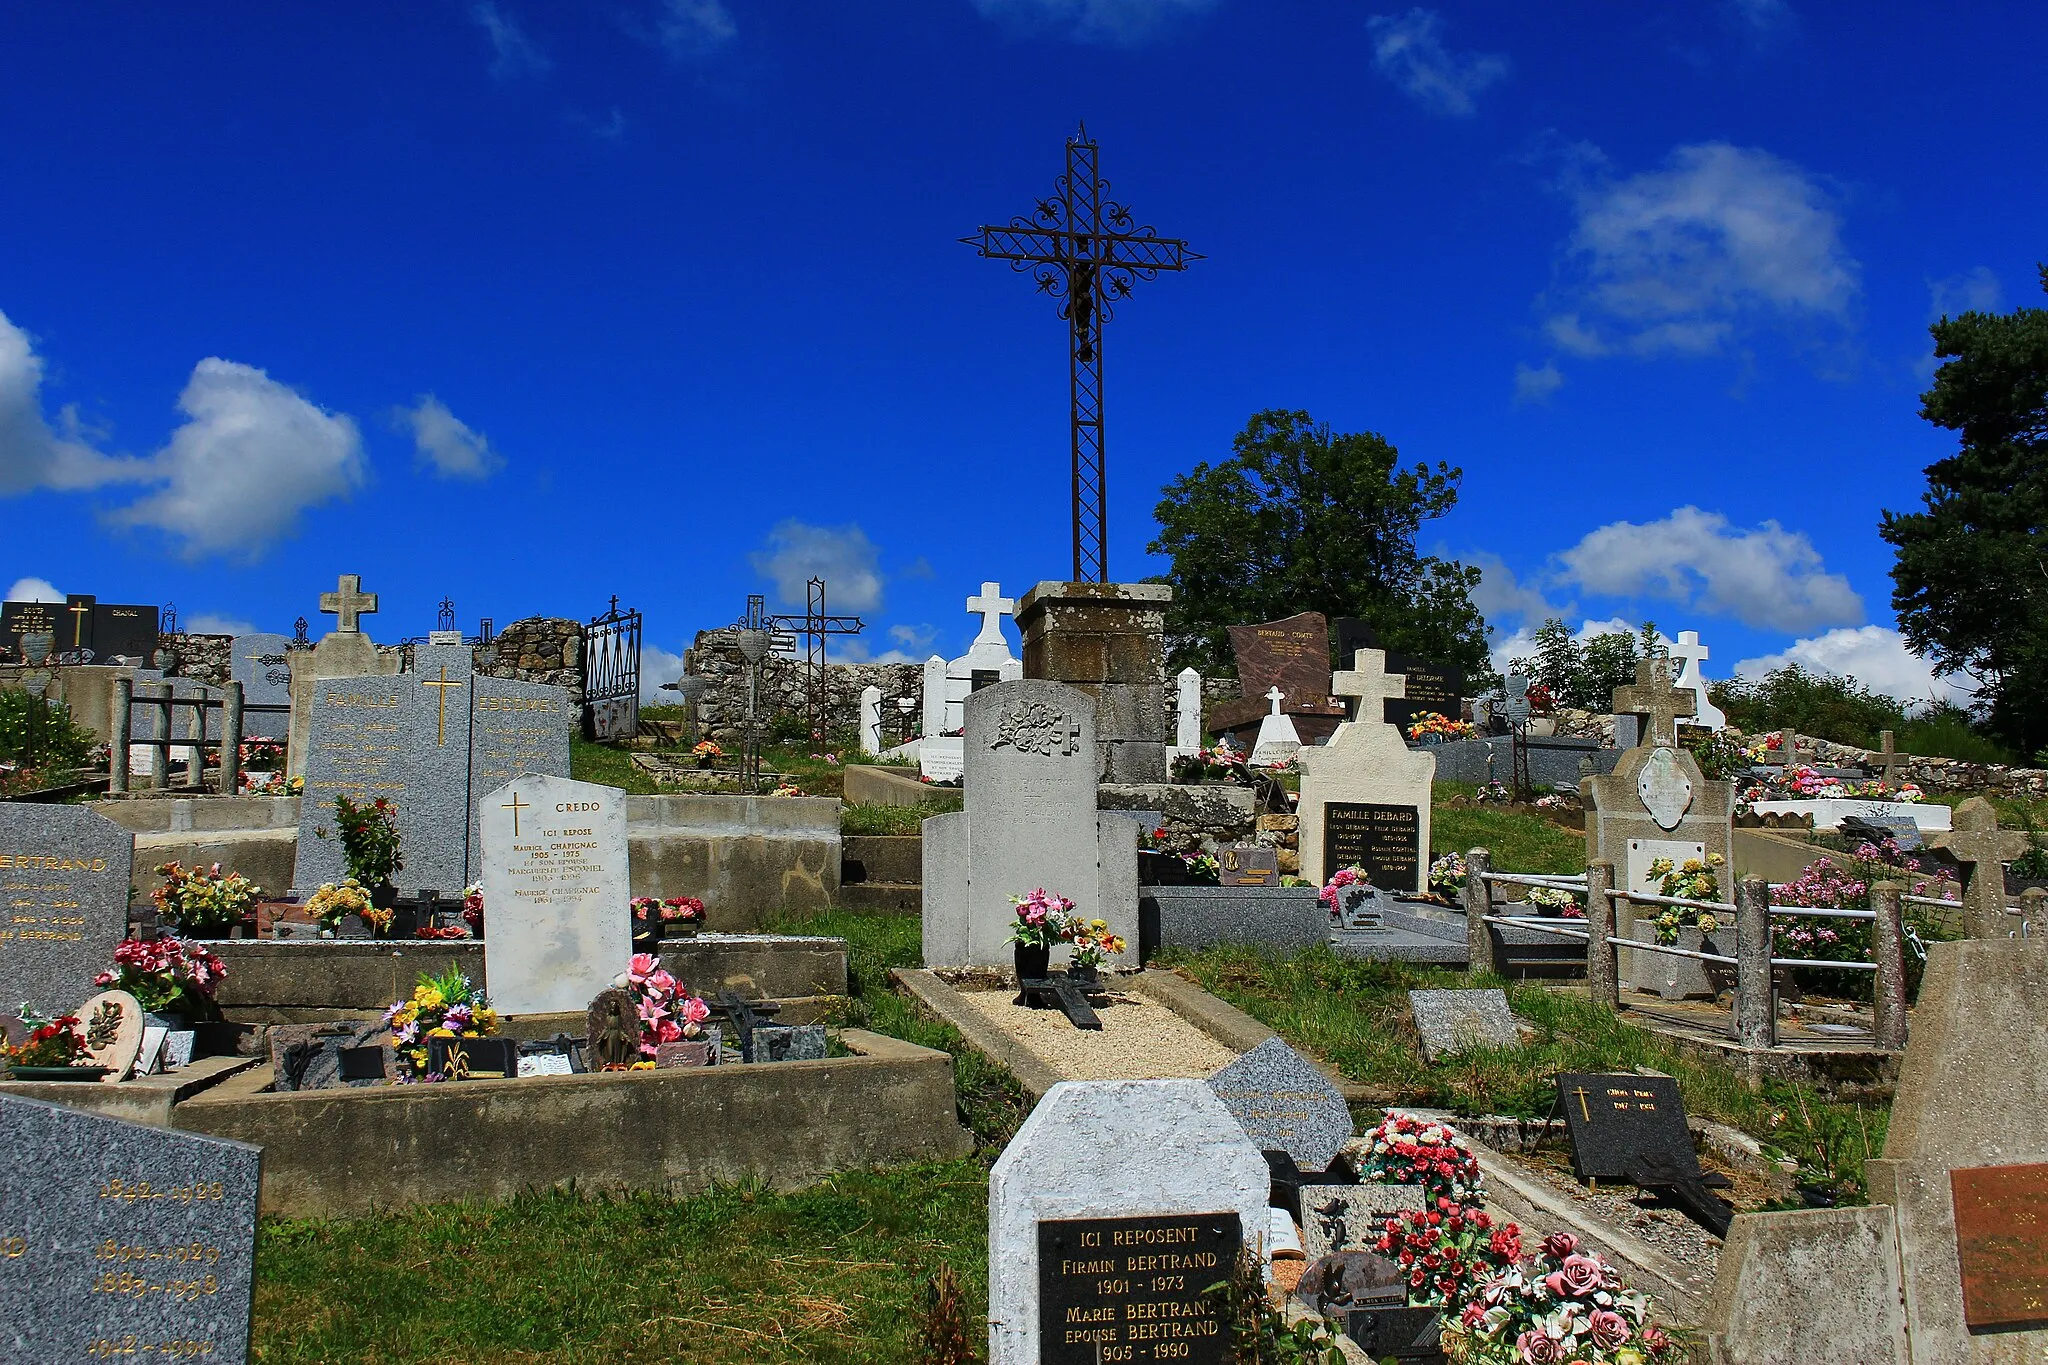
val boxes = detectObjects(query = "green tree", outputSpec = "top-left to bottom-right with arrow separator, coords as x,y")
1881,266 -> 2048,755
1148,410 -> 1492,682
1508,618 -> 1660,711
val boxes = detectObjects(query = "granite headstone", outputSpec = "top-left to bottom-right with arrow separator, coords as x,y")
1207,1036 -> 1353,1170
229,632 -> 294,741
464,675 -> 575,884
481,774 -> 632,1016
0,804 -> 134,1017
1407,989 -> 1519,1063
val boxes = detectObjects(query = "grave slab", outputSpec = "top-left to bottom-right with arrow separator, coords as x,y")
0,803 -> 133,1017
480,774 -> 632,1016
1207,1036 -> 1353,1170
1408,988 -> 1518,1062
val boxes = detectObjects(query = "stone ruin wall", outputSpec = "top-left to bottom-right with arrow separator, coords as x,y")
681,628 -> 924,744
475,617 -> 583,701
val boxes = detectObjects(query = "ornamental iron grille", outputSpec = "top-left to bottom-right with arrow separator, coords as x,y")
964,124 -> 1200,582
582,595 -> 642,742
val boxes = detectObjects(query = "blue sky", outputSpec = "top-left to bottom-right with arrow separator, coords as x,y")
1,1 -> 2040,703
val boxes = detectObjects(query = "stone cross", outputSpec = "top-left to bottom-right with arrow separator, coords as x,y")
1668,629 -> 1726,729
1331,648 -> 1407,728
1871,729 -> 1908,786
1265,685 -> 1285,715
1174,667 -> 1202,750
1779,727 -> 1802,767
318,573 -> 379,634
1610,657 -> 1695,748
1931,796 -> 2032,939
966,582 -> 1015,649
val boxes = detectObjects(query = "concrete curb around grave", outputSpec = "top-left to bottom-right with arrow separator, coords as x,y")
1124,968 -> 1377,1105
890,968 -> 1065,1097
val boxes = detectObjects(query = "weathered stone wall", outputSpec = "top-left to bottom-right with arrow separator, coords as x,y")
159,633 -> 234,686
681,628 -> 923,743
476,617 -> 582,701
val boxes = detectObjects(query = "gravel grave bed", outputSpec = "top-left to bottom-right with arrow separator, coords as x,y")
950,986 -> 1241,1082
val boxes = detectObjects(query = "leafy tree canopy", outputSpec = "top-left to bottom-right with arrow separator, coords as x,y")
1881,266 -> 2048,755
1147,410 -> 1493,683
1507,619 -> 1662,712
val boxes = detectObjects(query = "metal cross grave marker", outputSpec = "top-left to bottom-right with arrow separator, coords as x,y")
964,124 -> 1200,583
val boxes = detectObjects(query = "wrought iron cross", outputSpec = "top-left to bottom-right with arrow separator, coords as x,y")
965,124 -> 1200,582
768,578 -> 864,743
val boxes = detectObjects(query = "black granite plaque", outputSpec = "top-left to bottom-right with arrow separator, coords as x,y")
1217,844 -> 1279,887
1383,654 -> 1464,731
0,600 -> 63,660
1322,802 -> 1421,891
1038,1212 -> 1239,1364
1557,1072 -> 1697,1183
92,603 -> 160,662
0,1091 -> 259,1364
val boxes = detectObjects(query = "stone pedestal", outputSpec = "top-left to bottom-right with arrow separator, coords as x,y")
1016,582 -> 1171,783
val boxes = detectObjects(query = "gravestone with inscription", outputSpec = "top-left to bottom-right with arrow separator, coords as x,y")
230,632 -> 294,741
1382,653 -> 1464,734
1298,649 -> 1435,891
1216,844 -> 1279,887
1556,1072 -> 1697,1184
1207,1036 -> 1353,1171
0,805 -> 133,1017
0,1092 -> 260,1365
480,774 -> 632,1016
465,676 -> 575,884
1580,659 -> 1735,988
922,680 -> 1140,969
988,1078 -> 1268,1365
1211,611 -> 1349,747
1409,989 -> 1520,1062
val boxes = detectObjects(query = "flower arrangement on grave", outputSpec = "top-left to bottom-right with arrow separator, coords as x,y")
1066,920 -> 1127,969
305,879 -> 374,936
616,953 -> 711,1059
93,934 -> 226,1019
692,739 -> 722,768
383,966 -> 499,1081
1646,854 -> 1722,901
461,883 -> 484,934
1532,793 -> 1573,812
1444,1232 -> 1675,1365
332,793 -> 403,893
1170,745 -> 1254,785
3,1012 -> 88,1071
1007,888 -> 1076,948
238,737 -> 286,769
1525,683 -> 1555,715
1524,886 -> 1584,918
1429,852 -> 1469,897
1318,866 -> 1373,914
1179,849 -> 1222,885
240,771 -> 303,796
150,861 -> 264,937
633,896 -> 705,933
1371,1198 -> 1522,1309
413,924 -> 467,940
770,782 -> 803,797
1769,846 -> 1954,998
1409,712 -> 1478,743
1474,780 -> 1513,804
1355,1113 -> 1486,1204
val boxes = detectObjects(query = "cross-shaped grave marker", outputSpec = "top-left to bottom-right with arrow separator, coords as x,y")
1871,729 -> 1909,786
965,582 -> 1014,649
1931,796 -> 2032,939
318,573 -> 379,634
1667,629 -> 1726,729
1610,657 -> 1695,748
1331,648 -> 1407,728
420,666 -> 466,747
1265,685 -> 1285,715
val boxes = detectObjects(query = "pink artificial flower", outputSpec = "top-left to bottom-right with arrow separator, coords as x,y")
680,996 -> 710,1026
1587,1309 -> 1632,1350
1517,1329 -> 1564,1364
1548,1254 -> 1606,1298
1641,1324 -> 1671,1354
1540,1231 -> 1579,1259
628,952 -> 659,983
656,1018 -> 682,1044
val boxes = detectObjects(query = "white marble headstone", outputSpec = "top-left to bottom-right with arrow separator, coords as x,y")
479,773 -> 631,1015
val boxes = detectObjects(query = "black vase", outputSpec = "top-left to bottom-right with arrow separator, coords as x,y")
370,883 -> 399,911
1014,944 -> 1050,983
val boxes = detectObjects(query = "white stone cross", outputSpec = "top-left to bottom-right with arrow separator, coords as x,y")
966,582 -> 1014,649
1667,629 -> 1726,730
1331,649 -> 1407,728
317,573 -> 379,634
1265,685 -> 1285,715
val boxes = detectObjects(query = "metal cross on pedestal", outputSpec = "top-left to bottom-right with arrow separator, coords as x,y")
965,124 -> 1200,582
767,578 -> 864,745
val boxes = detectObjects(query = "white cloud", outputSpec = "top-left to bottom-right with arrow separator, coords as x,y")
113,359 -> 366,561
471,2 -> 551,79
1928,267 -> 2001,320
1513,361 -> 1563,404
1736,626 -> 1969,707
5,576 -> 61,603
1541,142 -> 1857,359
1488,616 -> 1639,677
749,520 -> 885,612
969,0 -> 1217,45
185,613 -> 257,637
0,308 -> 149,495
657,0 -> 736,57
1557,506 -> 1862,634
889,623 -> 939,652
641,643 -> 687,703
1365,9 -> 1508,117
398,395 -> 502,480
1469,553 -> 1558,630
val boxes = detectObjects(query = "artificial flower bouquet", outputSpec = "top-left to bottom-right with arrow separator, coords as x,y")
305,879 -> 374,937
1372,1199 -> 1522,1309
1409,711 -> 1478,743
383,967 -> 498,1081
1645,854 -> 1723,902
151,861 -> 264,938
1067,919 -> 1127,969
1318,866 -> 1376,915
1524,886 -> 1584,918
1445,1233 -> 1675,1365
1428,852 -> 1469,897
3,1012 -> 88,1070
332,793 -> 403,889
692,739 -> 723,767
94,933 -> 226,1019
1007,888 -> 1076,948
461,883 -> 484,934
1354,1113 -> 1486,1204
1170,745 -> 1253,785
617,952 -> 711,1060
633,896 -> 705,927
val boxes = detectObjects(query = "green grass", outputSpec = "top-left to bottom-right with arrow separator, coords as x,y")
1429,788 -> 1585,875
842,799 -> 962,836
568,738 -> 661,794
1161,943 -> 1888,1200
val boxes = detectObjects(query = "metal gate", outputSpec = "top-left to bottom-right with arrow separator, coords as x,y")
582,595 -> 641,742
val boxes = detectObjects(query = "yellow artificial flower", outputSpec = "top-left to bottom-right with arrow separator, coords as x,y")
428,1027 -> 454,1037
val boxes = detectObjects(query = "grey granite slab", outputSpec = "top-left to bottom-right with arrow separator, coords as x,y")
1141,885 -> 1326,956
0,1091 -> 259,1364
1207,1035 -> 1353,1169
464,675 -> 574,884
1408,988 -> 1520,1062
0,803 -> 133,1017
743,1023 -> 827,1063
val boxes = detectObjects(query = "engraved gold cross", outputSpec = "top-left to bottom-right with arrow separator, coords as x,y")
502,792 -> 529,836
1570,1086 -> 1592,1121
420,666 -> 465,746
68,602 -> 90,646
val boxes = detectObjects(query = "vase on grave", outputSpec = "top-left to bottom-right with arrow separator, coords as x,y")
1014,944 -> 1050,983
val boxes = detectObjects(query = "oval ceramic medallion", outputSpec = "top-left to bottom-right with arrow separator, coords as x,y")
1637,747 -> 1693,830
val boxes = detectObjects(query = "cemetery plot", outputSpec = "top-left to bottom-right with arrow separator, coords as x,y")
0,1092 -> 259,1365
1557,1071 -> 1733,1236
944,981 -> 1238,1082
